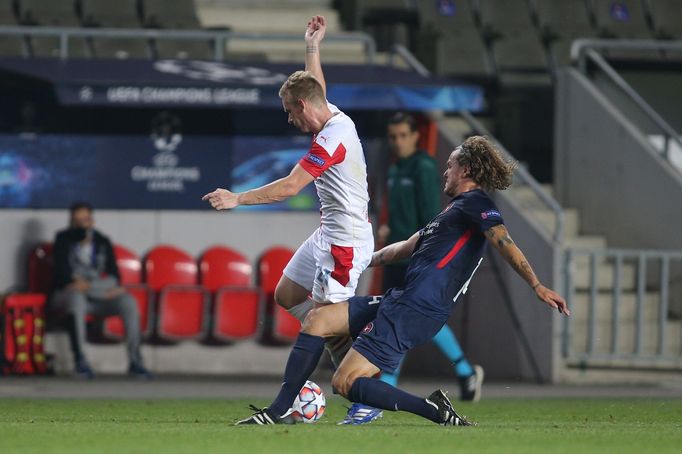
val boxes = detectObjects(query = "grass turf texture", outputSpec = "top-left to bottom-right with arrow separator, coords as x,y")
1,398 -> 681,453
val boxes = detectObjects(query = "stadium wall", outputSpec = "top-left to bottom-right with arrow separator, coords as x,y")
554,68 -> 682,250
0,209 -> 323,292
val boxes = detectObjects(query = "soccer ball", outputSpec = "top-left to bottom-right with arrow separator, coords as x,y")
291,380 -> 326,423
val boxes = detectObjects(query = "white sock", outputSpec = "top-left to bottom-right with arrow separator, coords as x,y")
286,297 -> 314,323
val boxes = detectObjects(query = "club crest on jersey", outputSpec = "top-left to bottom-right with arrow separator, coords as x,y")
481,210 -> 501,219
361,322 -> 374,334
305,153 -> 326,167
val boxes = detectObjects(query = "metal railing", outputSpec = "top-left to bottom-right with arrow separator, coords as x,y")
0,25 -> 377,64
571,39 -> 682,163
388,44 -> 431,77
457,110 -> 565,244
562,248 -> 682,367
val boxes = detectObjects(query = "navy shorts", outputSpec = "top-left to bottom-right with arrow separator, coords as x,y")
347,290 -> 445,374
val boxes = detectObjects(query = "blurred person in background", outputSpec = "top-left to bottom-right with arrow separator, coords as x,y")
50,202 -> 150,379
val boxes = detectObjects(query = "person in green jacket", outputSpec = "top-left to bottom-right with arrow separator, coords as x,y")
378,113 -> 442,289
341,113 -> 485,424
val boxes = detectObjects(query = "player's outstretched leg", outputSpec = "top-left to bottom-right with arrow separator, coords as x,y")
338,355 -> 405,425
235,332 -> 324,425
430,325 -> 484,401
334,349 -> 475,426
235,303 -> 350,426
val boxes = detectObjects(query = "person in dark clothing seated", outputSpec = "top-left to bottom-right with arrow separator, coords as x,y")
50,202 -> 151,379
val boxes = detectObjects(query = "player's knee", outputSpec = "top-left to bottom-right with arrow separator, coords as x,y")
301,308 -> 326,336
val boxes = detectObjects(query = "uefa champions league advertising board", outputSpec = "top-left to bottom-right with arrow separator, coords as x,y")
0,133 -> 320,211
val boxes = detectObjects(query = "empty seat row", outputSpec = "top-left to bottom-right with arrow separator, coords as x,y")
21,242 -> 301,346
407,0 -> 682,77
0,0 -> 207,59
0,0 -> 200,29
0,35 -> 214,59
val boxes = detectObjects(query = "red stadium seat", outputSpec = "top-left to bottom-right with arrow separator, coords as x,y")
145,245 -> 199,291
200,245 -> 253,290
99,245 -> 153,342
27,243 -> 53,294
258,246 -> 300,343
213,288 -> 260,341
113,244 -> 142,285
145,245 -> 207,342
199,246 -> 261,341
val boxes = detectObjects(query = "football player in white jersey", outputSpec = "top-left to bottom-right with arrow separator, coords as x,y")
203,16 -> 373,422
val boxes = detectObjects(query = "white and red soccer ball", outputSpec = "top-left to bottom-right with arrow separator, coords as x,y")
291,380 -> 326,423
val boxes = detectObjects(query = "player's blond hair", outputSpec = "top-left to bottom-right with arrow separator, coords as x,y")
457,136 -> 517,191
279,70 -> 325,105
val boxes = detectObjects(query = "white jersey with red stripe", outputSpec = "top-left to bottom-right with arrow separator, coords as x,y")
298,102 -> 373,247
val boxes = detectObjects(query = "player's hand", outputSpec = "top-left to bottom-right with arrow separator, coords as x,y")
202,188 -> 239,210
305,15 -> 326,47
535,284 -> 570,316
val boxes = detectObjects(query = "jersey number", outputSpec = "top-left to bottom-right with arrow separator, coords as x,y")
452,257 -> 483,304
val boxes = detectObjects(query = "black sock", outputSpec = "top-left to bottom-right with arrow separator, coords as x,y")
268,332 -> 325,417
348,377 -> 440,423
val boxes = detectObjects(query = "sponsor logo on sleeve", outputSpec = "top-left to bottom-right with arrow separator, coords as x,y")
305,153 -> 326,167
481,210 -> 501,219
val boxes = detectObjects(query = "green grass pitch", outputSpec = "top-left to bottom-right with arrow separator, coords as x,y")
1,398 -> 681,453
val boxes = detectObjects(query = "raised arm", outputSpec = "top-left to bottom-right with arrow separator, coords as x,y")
369,231 -> 421,267
202,164 -> 314,210
485,224 -> 570,315
305,15 -> 327,98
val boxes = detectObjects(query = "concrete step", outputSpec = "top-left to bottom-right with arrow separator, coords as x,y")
571,260 -> 637,292
198,0 -> 331,10
564,235 -> 608,249
568,319 -> 682,357
508,185 -> 555,211
198,7 -> 341,33
528,207 -> 580,238
226,39 -> 367,63
540,183 -> 554,197
569,291 -> 662,323
560,365 -> 682,383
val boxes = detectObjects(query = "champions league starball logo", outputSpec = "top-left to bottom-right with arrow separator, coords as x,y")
130,112 -> 200,192
153,60 -> 288,85
151,111 -> 182,153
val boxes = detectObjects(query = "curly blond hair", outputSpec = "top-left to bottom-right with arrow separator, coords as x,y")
457,136 -> 517,191
278,70 -> 325,105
